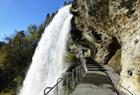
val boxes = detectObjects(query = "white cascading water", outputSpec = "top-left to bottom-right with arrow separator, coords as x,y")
19,5 -> 72,95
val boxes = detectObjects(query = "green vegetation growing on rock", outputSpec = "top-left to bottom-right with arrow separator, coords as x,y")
64,52 -> 80,63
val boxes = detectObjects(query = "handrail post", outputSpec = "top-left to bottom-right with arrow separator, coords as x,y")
56,78 -> 63,95
80,65 -> 82,81
75,67 -> 77,84
78,66 -> 79,82
79,66 -> 81,81
66,73 -> 69,95
76,67 -> 78,83
72,69 -> 75,88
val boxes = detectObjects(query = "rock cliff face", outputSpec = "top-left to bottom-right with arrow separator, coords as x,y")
70,0 -> 140,94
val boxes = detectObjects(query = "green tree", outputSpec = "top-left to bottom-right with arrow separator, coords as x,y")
44,13 -> 52,26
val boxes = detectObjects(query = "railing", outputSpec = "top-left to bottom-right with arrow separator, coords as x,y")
44,78 -> 64,95
44,65 -> 86,95
119,84 -> 134,95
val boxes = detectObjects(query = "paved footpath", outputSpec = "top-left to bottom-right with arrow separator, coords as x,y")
71,64 -> 119,95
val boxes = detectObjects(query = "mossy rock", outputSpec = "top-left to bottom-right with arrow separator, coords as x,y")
64,52 -> 80,63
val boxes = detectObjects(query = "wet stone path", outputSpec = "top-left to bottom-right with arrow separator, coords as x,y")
71,64 -> 118,95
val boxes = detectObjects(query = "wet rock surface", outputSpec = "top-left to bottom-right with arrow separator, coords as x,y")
70,0 -> 140,94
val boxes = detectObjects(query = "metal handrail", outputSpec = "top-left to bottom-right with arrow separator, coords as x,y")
44,78 -> 64,95
44,64 -> 86,95
119,84 -> 134,95
44,87 -> 52,95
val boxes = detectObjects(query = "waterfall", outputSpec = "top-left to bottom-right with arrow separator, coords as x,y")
19,5 -> 72,95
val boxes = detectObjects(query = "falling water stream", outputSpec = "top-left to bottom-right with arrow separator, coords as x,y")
19,5 -> 72,95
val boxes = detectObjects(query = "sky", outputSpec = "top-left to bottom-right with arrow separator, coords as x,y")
0,0 -> 71,41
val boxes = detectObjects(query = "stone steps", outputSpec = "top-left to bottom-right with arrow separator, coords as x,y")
87,68 -> 107,71
86,64 -> 106,72
71,64 -> 118,95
